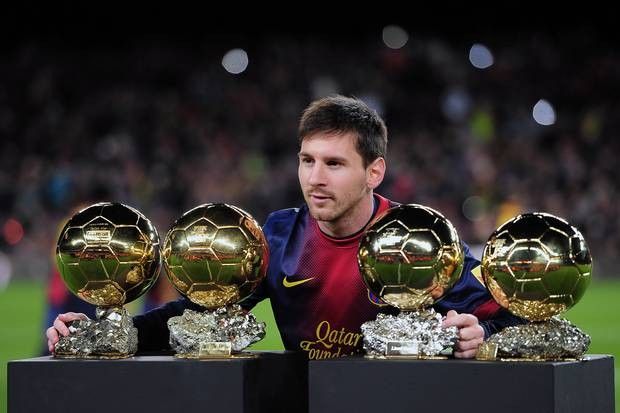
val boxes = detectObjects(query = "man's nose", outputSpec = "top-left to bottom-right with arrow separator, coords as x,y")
307,163 -> 326,186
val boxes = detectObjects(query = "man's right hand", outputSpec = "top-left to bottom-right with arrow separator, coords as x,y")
46,312 -> 89,353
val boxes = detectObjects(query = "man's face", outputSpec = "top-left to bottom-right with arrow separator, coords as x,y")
298,131 -> 370,224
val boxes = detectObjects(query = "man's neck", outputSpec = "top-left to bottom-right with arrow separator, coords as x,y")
317,193 -> 375,238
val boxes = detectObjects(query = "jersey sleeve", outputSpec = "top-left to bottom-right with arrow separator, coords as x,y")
239,277 -> 268,310
478,308 -> 526,338
241,208 -> 298,311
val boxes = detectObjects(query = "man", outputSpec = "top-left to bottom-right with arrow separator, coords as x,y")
47,95 -> 521,359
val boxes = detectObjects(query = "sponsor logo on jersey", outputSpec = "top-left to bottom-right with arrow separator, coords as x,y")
299,320 -> 363,359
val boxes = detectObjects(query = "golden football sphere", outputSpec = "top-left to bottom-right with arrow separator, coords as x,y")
481,212 -> 592,321
163,203 -> 269,309
56,202 -> 161,307
358,204 -> 464,311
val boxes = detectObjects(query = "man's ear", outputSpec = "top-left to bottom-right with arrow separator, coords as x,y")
366,157 -> 386,190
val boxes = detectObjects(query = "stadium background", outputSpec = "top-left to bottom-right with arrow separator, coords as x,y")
0,12 -> 618,411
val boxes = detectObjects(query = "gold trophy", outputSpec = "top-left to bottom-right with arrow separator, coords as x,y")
163,203 -> 269,358
358,204 -> 464,358
477,212 -> 592,360
55,202 -> 161,358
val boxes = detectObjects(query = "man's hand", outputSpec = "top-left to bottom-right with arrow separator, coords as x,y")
442,310 -> 484,359
46,312 -> 89,353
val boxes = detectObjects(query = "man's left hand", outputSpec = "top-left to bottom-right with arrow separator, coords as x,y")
442,310 -> 484,359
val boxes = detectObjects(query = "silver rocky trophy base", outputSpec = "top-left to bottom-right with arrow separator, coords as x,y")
477,317 -> 591,361
167,305 -> 265,358
361,308 -> 458,358
54,307 -> 137,359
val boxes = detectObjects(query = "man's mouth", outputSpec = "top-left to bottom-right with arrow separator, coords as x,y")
309,192 -> 333,202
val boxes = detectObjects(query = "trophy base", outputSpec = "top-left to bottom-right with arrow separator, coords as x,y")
174,352 -> 259,360
53,353 -> 132,360
476,317 -> 591,361
361,308 -> 458,357
173,340 -> 259,359
365,354 -> 449,360
53,306 -> 137,359
500,357 -> 580,362
167,305 -> 265,356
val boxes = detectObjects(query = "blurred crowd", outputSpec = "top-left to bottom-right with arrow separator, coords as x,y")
0,27 -> 618,286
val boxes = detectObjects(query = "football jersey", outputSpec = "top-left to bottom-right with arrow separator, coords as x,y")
133,194 -> 523,356
240,194 -> 518,359
241,194 -> 394,358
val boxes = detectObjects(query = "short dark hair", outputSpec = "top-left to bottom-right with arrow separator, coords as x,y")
298,95 -> 388,167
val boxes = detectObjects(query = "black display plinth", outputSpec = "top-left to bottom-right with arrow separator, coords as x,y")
309,355 -> 614,413
8,351 -> 307,413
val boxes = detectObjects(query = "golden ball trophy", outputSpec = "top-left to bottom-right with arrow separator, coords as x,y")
477,212 -> 592,360
163,203 -> 269,358
54,202 -> 162,358
358,204 -> 464,358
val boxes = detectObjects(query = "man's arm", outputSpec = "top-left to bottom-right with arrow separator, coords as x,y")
238,209 -> 288,311
45,299 -> 199,353
478,308 -> 526,338
435,243 -> 526,357
239,278 -> 268,311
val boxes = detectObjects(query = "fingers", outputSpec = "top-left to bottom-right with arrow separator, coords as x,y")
458,324 -> 484,341
442,311 -> 478,329
46,326 -> 59,353
46,312 -> 89,354
454,348 -> 480,359
455,334 -> 484,351
59,312 -> 88,322
54,312 -> 88,336
453,335 -> 484,359
443,310 -> 485,359
53,316 -> 70,337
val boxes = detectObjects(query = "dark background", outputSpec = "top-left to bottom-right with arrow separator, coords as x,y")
0,6 -> 618,282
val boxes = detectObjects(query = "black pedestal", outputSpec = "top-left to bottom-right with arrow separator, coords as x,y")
309,355 -> 614,413
8,351 -> 307,413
